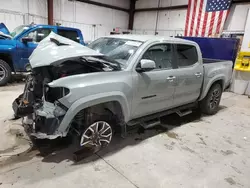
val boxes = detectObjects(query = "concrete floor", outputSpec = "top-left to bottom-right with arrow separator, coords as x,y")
0,84 -> 250,188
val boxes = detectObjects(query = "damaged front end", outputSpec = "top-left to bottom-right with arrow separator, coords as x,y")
13,67 -> 69,139
12,32 -> 119,140
12,57 -> 105,139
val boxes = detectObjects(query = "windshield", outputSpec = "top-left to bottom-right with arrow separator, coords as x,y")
10,25 -> 29,37
88,37 -> 142,66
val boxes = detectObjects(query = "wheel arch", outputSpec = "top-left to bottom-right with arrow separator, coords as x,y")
199,76 -> 225,101
0,53 -> 14,72
57,92 -> 130,134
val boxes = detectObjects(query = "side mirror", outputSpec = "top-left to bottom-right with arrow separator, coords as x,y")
136,59 -> 156,72
22,37 -> 33,43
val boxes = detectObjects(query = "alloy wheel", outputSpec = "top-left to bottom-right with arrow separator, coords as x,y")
0,64 -> 6,82
80,121 -> 112,148
209,89 -> 220,109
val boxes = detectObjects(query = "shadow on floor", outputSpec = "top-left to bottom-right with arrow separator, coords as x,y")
41,109 -> 205,164
1,106 -> 227,167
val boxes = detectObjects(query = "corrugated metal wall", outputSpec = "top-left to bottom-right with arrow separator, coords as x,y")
0,0 -> 47,31
53,0 -> 129,41
0,0 -> 129,41
1,0 -> 249,40
133,0 -> 250,36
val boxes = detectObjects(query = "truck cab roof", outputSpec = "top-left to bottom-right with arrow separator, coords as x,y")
0,23 -> 82,39
103,34 -> 197,45
29,24 -> 81,31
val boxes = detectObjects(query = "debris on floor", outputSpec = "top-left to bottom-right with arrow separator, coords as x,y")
1,85 -> 250,188
0,84 -> 31,162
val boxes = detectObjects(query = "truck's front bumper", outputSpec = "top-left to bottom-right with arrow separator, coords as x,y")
21,101 -> 68,140
12,94 -> 34,118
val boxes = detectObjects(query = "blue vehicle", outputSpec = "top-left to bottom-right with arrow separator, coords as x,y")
0,23 -> 85,86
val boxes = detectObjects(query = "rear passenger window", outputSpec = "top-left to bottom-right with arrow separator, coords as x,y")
57,29 -> 79,43
142,44 -> 173,69
176,44 -> 198,67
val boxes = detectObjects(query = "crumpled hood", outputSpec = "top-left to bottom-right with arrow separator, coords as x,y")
0,23 -> 12,39
0,31 -> 12,39
29,32 -> 103,68
0,23 -> 10,35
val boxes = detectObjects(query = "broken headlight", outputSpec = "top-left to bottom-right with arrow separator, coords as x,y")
44,86 -> 70,103
53,101 -> 68,117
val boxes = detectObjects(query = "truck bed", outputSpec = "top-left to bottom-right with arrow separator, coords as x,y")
203,58 -> 226,64
199,60 -> 233,100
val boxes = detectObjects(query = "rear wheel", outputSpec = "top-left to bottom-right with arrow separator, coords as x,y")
200,83 -> 222,115
0,59 -> 12,86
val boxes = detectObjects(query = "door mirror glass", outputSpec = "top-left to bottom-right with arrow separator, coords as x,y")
22,37 -> 33,43
136,59 -> 156,72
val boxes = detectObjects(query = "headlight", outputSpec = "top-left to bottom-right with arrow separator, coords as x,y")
53,101 -> 67,117
45,86 -> 70,103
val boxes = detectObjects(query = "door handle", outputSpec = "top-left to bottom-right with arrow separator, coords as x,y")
166,76 -> 176,82
195,72 -> 202,77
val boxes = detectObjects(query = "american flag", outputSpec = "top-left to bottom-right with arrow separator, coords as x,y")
184,0 -> 232,37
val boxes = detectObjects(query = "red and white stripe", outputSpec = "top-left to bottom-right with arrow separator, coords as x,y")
185,0 -> 230,37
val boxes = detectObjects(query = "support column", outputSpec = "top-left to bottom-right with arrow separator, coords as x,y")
241,8 -> 250,52
48,0 -> 53,25
230,9 -> 250,95
128,0 -> 136,30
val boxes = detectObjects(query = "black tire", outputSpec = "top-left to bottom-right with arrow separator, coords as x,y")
74,113 -> 116,158
200,83 -> 222,115
0,59 -> 12,86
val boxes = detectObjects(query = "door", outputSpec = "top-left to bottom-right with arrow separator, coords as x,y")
131,43 -> 177,119
173,44 -> 203,107
16,28 -> 52,71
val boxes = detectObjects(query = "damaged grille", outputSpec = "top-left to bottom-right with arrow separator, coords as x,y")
35,115 -> 63,135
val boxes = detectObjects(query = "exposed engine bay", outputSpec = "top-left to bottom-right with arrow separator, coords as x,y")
13,55 -> 121,139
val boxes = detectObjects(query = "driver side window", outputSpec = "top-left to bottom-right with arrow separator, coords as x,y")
24,28 -> 52,43
141,44 -> 173,70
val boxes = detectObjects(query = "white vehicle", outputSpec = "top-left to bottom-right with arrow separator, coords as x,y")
13,33 -> 232,153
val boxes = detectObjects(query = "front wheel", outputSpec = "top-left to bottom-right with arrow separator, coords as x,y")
200,83 -> 222,115
0,59 -> 12,86
79,120 -> 113,153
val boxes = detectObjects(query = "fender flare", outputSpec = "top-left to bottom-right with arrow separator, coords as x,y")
199,74 -> 225,100
57,91 -> 130,133
0,47 -> 15,71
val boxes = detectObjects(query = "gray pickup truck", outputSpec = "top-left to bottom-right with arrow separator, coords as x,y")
13,32 -> 232,153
